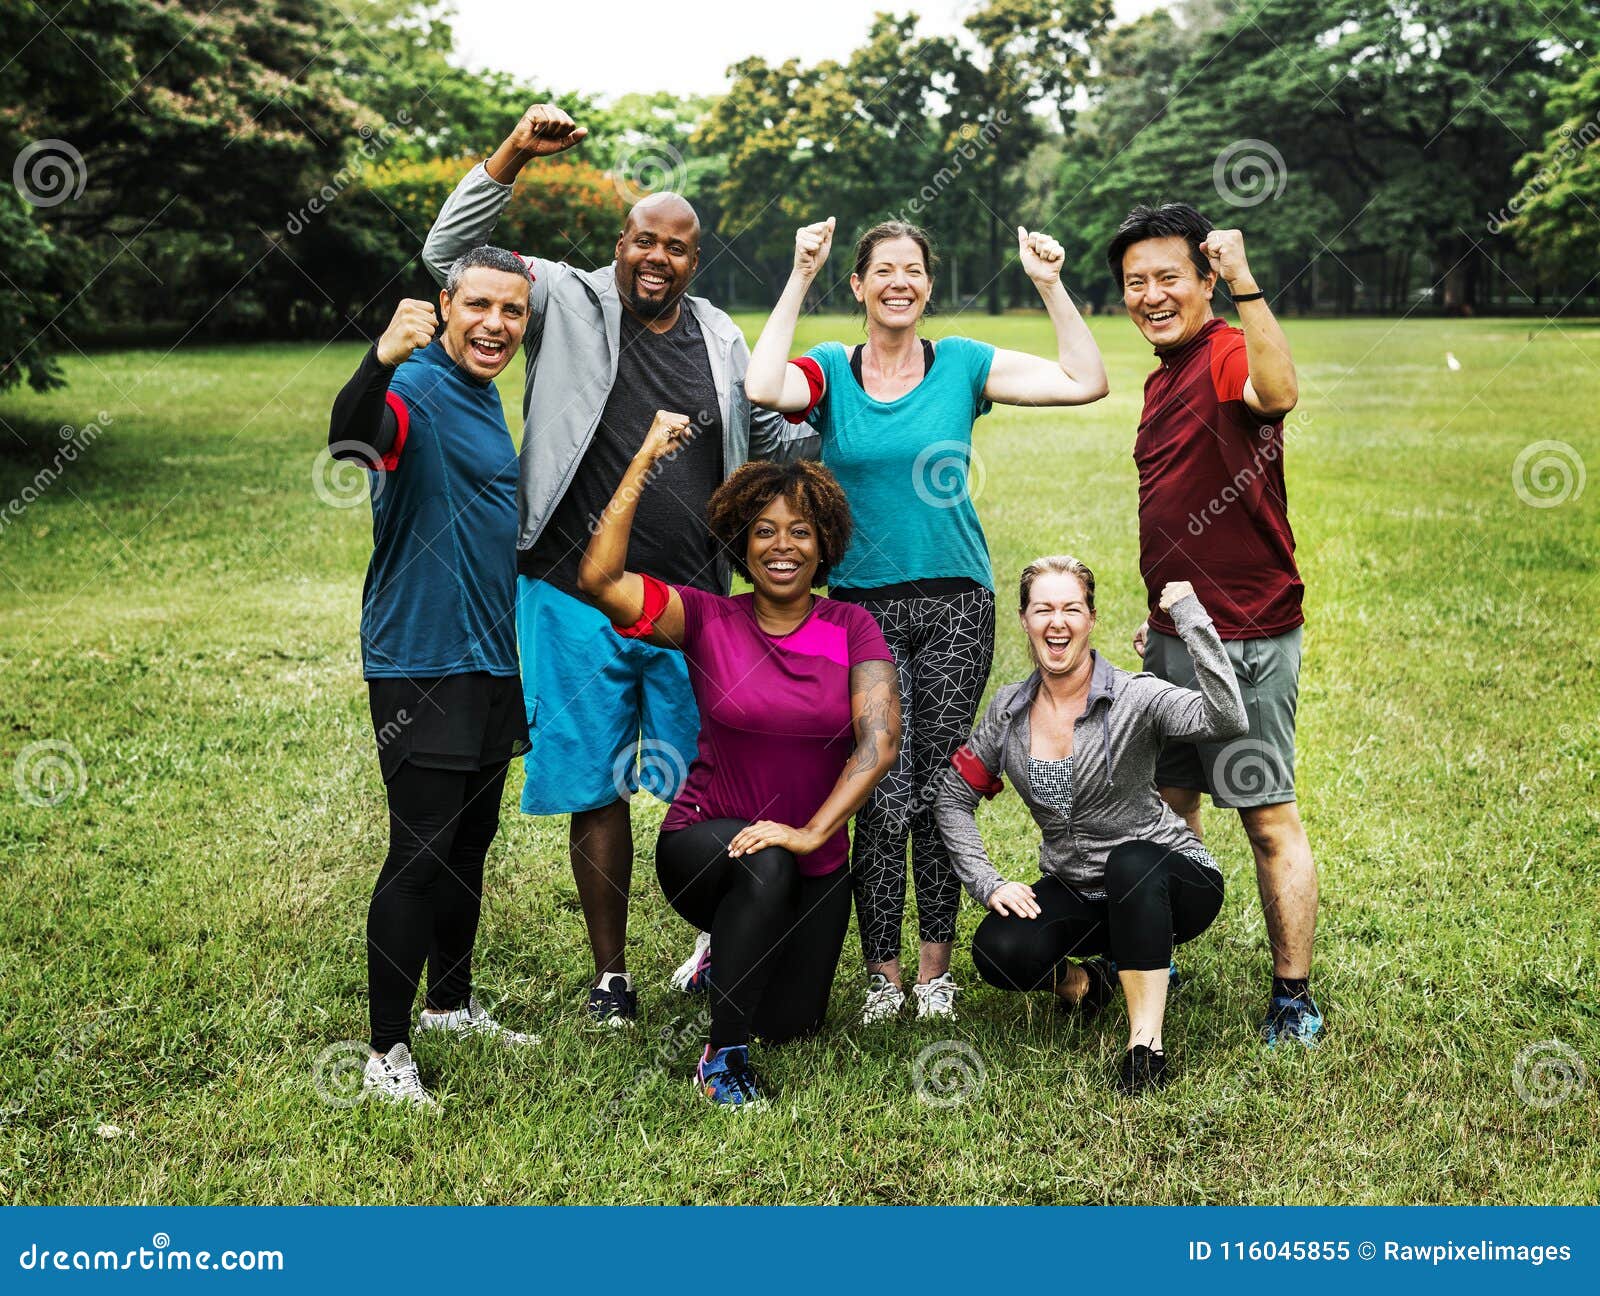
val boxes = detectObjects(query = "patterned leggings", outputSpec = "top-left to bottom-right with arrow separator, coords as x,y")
849,586 -> 995,965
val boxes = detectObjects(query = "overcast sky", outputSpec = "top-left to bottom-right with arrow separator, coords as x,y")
449,0 -> 1169,101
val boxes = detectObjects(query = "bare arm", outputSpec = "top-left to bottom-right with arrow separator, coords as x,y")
982,227 -> 1109,407
746,218 -> 836,412
576,410 -> 695,650
727,658 -> 901,857
1202,228 -> 1298,419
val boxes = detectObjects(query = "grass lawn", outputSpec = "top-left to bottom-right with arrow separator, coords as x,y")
0,313 -> 1596,1204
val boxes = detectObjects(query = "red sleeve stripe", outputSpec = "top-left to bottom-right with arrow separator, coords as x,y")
613,572 -> 672,639
782,356 -> 825,424
379,391 -> 410,471
950,745 -> 1003,798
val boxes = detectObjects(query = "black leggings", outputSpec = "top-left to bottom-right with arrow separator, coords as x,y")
367,759 -> 509,1052
972,841 -> 1224,991
656,820 -> 852,1049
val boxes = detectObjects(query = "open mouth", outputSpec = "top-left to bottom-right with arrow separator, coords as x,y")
1043,634 -> 1073,659
636,268 -> 672,294
468,336 -> 507,364
880,295 -> 915,315
763,558 -> 801,583
1144,309 -> 1178,327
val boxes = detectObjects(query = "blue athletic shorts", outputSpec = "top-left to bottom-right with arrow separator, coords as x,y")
515,577 -> 700,815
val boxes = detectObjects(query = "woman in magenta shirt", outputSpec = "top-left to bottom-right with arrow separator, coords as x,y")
579,411 -> 901,1107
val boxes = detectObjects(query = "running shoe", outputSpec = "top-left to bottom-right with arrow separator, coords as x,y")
1115,1044 -> 1169,1095
695,1044 -> 765,1108
586,973 -> 638,1028
1058,956 -> 1117,1020
362,1043 -> 437,1109
1260,994 -> 1323,1048
861,972 -> 906,1025
911,972 -> 957,1020
671,931 -> 712,995
417,995 -> 539,1046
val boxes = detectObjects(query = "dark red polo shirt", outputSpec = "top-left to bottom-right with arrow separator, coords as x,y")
1135,316 -> 1303,640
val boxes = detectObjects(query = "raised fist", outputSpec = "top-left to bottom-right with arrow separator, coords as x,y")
794,218 -> 835,280
1200,229 -> 1251,286
375,298 -> 438,367
1017,226 -> 1064,286
507,104 -> 588,158
640,409 -> 696,463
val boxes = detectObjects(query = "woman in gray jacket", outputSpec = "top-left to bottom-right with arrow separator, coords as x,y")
935,556 -> 1247,1094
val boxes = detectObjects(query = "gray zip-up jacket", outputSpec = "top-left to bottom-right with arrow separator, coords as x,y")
420,162 -> 817,592
935,593 -> 1247,904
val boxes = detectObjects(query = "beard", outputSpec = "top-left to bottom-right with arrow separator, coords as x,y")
619,266 -> 682,319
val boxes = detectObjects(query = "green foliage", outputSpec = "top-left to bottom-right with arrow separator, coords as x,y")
1505,60 -> 1600,273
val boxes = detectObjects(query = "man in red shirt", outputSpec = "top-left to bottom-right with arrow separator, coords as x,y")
1107,203 -> 1321,1048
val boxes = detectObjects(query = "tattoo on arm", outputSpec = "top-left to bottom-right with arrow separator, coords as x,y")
847,660 -> 900,780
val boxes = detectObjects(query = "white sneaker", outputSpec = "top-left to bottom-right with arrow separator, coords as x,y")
671,931 -> 713,992
912,973 -> 958,1020
417,994 -> 539,1046
862,972 -> 906,1025
362,1043 -> 437,1109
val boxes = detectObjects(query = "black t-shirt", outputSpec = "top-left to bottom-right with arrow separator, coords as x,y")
521,306 -> 725,594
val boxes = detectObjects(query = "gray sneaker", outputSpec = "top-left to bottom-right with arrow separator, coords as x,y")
417,995 -> 539,1046
862,972 -> 906,1025
912,972 -> 957,1020
362,1043 -> 437,1109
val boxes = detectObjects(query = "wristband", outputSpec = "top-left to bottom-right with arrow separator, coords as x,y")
1230,289 -> 1266,302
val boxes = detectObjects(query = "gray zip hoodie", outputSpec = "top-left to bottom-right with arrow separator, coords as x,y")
934,593 -> 1247,904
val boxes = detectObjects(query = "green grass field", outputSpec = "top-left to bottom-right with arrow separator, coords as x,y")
1,313 -> 1596,1204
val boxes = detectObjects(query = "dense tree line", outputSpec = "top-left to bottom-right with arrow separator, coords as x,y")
2,0 -> 1595,395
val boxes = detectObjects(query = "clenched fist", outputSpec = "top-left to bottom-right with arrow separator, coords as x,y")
638,409 -> 696,464
507,103 -> 588,158
1157,580 -> 1196,612
794,217 -> 835,280
1017,226 -> 1065,286
1200,229 -> 1252,286
376,299 -> 438,367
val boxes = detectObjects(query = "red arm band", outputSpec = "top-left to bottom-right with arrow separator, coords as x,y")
612,572 -> 671,639
951,745 -> 1003,799
378,392 -> 410,471
782,357 -> 825,424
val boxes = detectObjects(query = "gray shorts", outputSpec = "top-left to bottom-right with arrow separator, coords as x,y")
1142,625 -> 1302,810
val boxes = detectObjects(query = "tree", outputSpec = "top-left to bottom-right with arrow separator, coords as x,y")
1505,59 -> 1600,280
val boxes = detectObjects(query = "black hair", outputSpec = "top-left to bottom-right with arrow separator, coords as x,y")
1104,203 -> 1213,287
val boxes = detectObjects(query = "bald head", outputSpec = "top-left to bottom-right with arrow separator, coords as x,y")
615,192 -> 701,323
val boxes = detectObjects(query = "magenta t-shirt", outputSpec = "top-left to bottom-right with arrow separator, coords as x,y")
661,586 -> 894,877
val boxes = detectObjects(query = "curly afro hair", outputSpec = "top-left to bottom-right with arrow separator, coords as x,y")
705,459 -> 853,588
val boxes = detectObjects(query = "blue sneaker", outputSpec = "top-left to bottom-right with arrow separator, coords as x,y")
695,1044 -> 765,1108
1261,995 -> 1323,1048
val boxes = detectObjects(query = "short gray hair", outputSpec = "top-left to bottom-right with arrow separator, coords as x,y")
444,245 -> 532,297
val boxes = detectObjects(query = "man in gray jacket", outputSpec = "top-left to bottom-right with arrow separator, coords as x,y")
421,104 -> 813,1027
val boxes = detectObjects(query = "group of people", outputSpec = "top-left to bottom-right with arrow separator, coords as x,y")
328,102 -> 1322,1109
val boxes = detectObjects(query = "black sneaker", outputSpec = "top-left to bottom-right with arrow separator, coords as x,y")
1059,956 -> 1117,1021
586,973 -> 638,1028
1115,1043 -> 1169,1095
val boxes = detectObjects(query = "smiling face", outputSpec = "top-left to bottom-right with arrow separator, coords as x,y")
1021,570 -> 1097,677
438,267 -> 529,380
745,492 -> 820,601
615,195 -> 700,321
1120,234 -> 1216,351
851,235 -> 930,331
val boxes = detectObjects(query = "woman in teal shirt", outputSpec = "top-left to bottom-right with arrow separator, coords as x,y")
734,215 -> 1108,1025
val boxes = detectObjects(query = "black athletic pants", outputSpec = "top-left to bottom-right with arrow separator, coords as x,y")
367,759 -> 509,1052
656,819 -> 852,1049
972,840 -> 1224,991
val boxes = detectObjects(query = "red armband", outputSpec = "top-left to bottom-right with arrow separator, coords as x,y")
782,357 -> 825,424
950,745 -> 1003,798
377,392 -> 410,471
613,572 -> 671,639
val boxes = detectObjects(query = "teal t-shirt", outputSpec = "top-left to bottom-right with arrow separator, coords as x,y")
802,337 -> 997,592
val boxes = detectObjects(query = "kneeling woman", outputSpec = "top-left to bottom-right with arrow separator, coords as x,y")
935,557 -> 1246,1094
579,411 -> 901,1107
